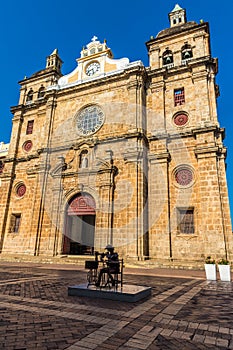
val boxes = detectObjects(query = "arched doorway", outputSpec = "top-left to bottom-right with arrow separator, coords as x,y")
63,193 -> 96,255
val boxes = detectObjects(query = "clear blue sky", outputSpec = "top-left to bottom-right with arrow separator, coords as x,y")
1,0 -> 233,219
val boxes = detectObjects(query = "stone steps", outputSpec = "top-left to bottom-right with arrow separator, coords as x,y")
0,253 -> 205,270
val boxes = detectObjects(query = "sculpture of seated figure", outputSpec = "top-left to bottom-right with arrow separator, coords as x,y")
95,245 -> 119,287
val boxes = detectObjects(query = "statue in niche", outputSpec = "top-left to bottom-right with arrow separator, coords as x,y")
80,150 -> 88,168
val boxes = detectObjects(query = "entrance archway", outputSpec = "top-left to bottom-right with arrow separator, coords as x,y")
63,193 -> 96,255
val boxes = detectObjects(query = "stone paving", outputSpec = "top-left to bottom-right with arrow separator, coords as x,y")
0,262 -> 232,349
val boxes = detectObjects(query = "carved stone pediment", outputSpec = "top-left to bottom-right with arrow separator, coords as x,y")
50,156 -> 67,177
95,158 -> 110,170
73,138 -> 97,150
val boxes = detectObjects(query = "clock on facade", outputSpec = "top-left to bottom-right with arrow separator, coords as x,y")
85,61 -> 100,76
76,105 -> 104,136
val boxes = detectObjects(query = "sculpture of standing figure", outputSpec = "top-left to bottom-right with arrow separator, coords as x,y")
80,151 -> 88,168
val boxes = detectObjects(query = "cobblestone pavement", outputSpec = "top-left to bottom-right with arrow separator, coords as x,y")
0,262 -> 233,350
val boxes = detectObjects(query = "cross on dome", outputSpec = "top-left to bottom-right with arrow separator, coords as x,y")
91,36 -> 98,42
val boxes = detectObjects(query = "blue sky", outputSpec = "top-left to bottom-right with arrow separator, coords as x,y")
1,0 -> 233,219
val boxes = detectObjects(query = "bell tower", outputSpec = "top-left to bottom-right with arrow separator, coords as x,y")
169,3 -> 187,27
46,48 -> 63,74
145,4 -> 233,265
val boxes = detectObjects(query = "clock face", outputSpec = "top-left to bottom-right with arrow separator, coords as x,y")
76,105 -> 104,136
85,62 -> 100,76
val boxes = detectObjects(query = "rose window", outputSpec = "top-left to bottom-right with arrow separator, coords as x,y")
76,105 -> 104,136
16,184 -> 26,197
175,168 -> 193,186
174,113 -> 188,126
23,140 -> 33,152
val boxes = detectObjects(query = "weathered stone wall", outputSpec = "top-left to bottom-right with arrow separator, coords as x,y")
0,15 -> 232,268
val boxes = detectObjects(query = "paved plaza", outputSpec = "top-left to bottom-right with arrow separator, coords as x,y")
0,261 -> 232,350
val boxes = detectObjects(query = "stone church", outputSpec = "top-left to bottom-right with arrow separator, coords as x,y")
0,4 -> 232,267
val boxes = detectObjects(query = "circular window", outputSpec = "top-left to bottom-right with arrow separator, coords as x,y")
173,112 -> 188,126
23,140 -> 33,152
175,167 -> 193,186
16,183 -> 26,197
76,105 -> 104,136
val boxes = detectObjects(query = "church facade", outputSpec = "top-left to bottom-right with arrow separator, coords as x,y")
0,5 -> 232,267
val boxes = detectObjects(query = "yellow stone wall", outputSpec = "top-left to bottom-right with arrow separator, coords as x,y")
0,18 -> 232,268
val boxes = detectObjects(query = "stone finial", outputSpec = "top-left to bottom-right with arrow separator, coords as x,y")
171,4 -> 183,12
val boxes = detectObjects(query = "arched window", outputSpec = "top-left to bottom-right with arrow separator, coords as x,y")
162,49 -> 173,66
79,150 -> 88,168
26,89 -> 33,102
181,44 -> 193,61
37,86 -> 45,99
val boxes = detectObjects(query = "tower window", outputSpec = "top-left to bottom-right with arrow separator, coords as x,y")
37,86 -> 45,99
181,44 -> 193,61
10,214 -> 21,233
26,89 -> 33,102
163,49 -> 173,66
26,120 -> 34,135
177,208 -> 194,234
174,88 -> 185,106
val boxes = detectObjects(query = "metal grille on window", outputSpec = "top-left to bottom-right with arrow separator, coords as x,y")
178,209 -> 194,234
174,88 -> 185,106
26,120 -> 34,135
76,105 -> 104,136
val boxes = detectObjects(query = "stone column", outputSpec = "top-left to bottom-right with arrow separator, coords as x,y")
195,145 -> 232,259
95,163 -> 117,251
0,109 -> 24,252
123,144 -> 148,260
34,94 -> 57,256
148,149 -> 171,261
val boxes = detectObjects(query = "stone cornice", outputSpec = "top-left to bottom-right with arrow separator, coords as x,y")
18,68 -> 62,86
147,56 -> 215,80
192,125 -> 219,135
146,22 -> 209,47
148,151 -> 170,164
10,104 -> 25,114
0,172 -> 13,180
195,145 -> 220,158
48,64 -> 146,98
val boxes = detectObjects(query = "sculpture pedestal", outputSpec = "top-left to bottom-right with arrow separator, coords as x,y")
68,284 -> 151,302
